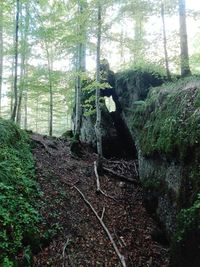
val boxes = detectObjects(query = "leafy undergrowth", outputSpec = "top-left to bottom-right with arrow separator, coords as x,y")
31,133 -> 169,267
0,119 -> 41,266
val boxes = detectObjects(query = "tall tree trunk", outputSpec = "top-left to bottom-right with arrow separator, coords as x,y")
24,90 -> 28,129
119,29 -> 125,65
75,0 -> 87,139
16,2 -> 29,125
0,2 -> 3,117
11,0 -> 20,121
35,95 -> 39,133
45,46 -> 53,136
49,78 -> 53,136
179,0 -> 191,76
95,2 -> 103,158
134,15 -> 145,63
161,2 -> 171,80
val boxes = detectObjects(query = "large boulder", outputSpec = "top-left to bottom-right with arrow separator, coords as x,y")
131,78 -> 200,266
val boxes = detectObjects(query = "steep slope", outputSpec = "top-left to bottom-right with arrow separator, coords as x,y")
31,134 -> 169,266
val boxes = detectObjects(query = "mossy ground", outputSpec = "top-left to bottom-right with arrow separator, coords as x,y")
0,119 -> 41,266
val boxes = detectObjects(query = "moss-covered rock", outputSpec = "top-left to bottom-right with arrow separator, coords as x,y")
115,69 -> 165,114
131,77 -> 200,266
133,77 -> 200,160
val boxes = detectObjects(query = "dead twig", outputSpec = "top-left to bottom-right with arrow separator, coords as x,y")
101,207 -> 106,220
113,228 -> 123,248
94,161 -> 118,201
73,186 -> 127,267
94,161 -> 101,193
62,179 -> 80,188
62,238 -> 70,267
103,167 -> 139,185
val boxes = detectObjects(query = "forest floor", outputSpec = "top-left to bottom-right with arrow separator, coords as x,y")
30,134 -> 170,267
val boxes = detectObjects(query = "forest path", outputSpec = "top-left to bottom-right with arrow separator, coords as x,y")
31,134 -> 169,267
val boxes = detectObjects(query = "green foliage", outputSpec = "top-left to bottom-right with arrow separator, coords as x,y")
133,77 -> 200,160
82,80 -> 111,116
124,60 -> 167,78
171,195 -> 200,267
176,195 -> 200,243
1,257 -> 14,267
0,119 -> 40,265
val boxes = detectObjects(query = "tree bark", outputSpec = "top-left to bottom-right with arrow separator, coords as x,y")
161,2 -> 171,80
134,15 -> 145,64
179,0 -> 191,77
24,90 -> 28,129
11,0 -> 20,121
95,2 -> 103,158
75,0 -> 87,138
44,45 -> 53,136
16,2 -> 29,125
0,2 -> 3,116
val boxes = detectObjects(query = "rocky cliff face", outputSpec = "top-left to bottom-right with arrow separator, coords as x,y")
79,69 -> 200,266
124,76 -> 200,267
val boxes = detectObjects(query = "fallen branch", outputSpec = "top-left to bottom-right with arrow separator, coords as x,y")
62,179 -> 80,188
94,161 -> 101,193
74,186 -> 127,267
101,207 -> 106,220
103,167 -> 139,185
94,161 -> 118,201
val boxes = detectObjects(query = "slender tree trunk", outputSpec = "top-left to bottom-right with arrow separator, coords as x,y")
161,2 -> 171,80
75,44 -> 82,138
49,77 -> 53,136
16,67 -> 23,125
134,15 -> 144,63
45,46 -> 53,136
24,90 -> 27,129
0,2 -> 3,117
95,2 -> 103,157
16,2 -> 29,125
120,29 -> 125,65
11,0 -> 20,121
35,95 -> 39,132
179,0 -> 191,76
75,0 -> 87,139
10,57 -> 15,114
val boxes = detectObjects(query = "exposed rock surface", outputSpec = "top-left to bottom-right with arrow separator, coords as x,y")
78,69 -> 200,266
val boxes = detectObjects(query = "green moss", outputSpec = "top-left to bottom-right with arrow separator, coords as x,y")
133,77 -> 200,160
171,195 -> 200,267
0,119 -> 41,265
132,77 -> 200,265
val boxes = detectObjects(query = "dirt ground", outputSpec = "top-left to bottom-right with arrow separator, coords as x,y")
31,134 -> 169,267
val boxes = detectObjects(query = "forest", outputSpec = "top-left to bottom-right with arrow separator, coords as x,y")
0,0 -> 200,266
